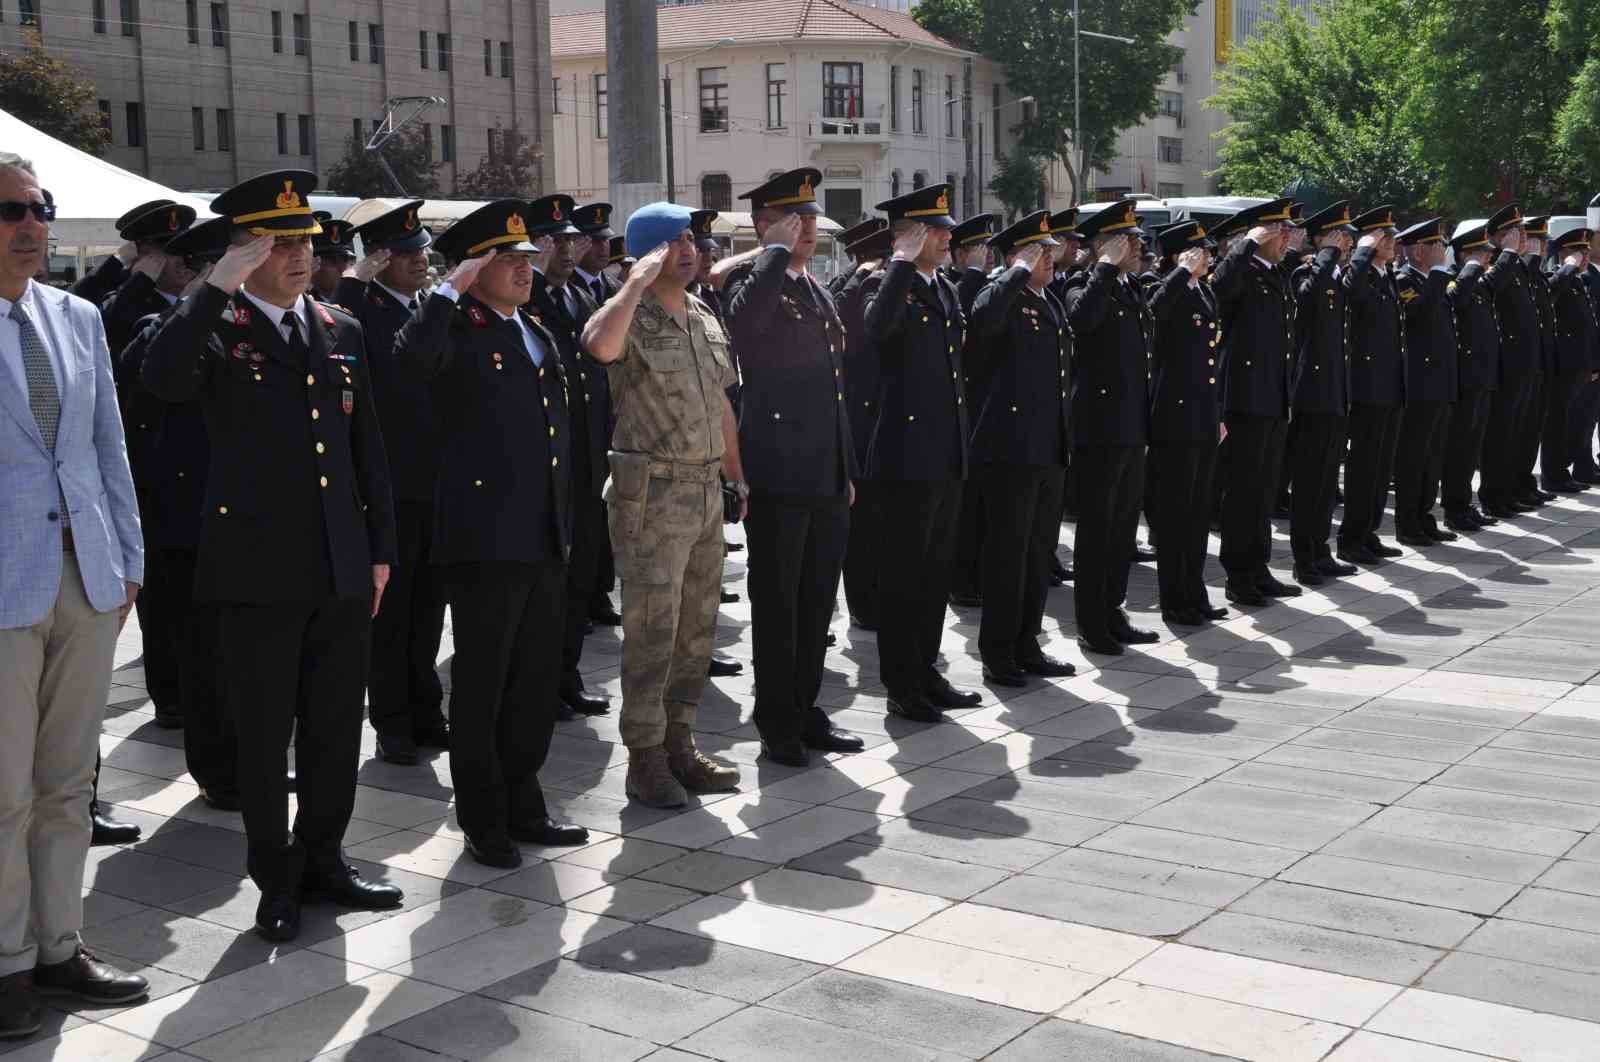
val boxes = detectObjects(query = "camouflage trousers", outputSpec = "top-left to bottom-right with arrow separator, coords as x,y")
606,459 -> 724,750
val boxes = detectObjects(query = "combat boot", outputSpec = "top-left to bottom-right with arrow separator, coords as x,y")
625,745 -> 688,808
665,723 -> 742,792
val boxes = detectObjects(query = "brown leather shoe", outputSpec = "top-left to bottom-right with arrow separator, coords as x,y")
33,947 -> 147,1004
0,972 -> 41,1040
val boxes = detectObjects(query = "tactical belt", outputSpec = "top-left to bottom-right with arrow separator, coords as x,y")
647,459 -> 722,484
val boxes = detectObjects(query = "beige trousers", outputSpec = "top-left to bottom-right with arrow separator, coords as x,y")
0,559 -> 119,976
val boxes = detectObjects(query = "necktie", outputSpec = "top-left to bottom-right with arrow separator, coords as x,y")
591,278 -> 605,304
284,310 -> 309,363
10,301 -> 60,453
407,298 -> 418,313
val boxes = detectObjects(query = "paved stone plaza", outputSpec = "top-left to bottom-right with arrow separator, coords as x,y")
19,496 -> 1600,1062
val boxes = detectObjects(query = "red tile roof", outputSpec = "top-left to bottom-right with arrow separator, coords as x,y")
552,0 -> 964,58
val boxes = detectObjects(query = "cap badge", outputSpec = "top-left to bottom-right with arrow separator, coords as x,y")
275,181 -> 301,210
404,210 -> 417,231
1195,224 -> 1206,237
552,201 -> 563,221
800,174 -> 814,199
935,192 -> 949,213
1039,215 -> 1050,233
168,209 -> 179,232
507,213 -> 527,236
594,208 -> 603,224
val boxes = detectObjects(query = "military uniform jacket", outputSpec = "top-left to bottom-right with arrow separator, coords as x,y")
837,267 -> 880,471
862,259 -> 969,481
1211,238 -> 1294,419
141,284 -> 397,604
102,272 -> 174,360
70,255 -> 128,307
606,288 -> 737,463
721,248 -> 855,497
1064,261 -> 1151,449
1492,251 -> 1539,389
1290,247 -> 1351,415
1448,261 -> 1497,393
393,290 -> 572,567
1395,265 -> 1460,404
1147,266 -> 1223,444
951,267 -> 989,318
1552,263 -> 1600,373
527,271 -> 610,498
1346,248 -> 1405,406
1524,254 -> 1557,374
333,277 -> 441,504
966,265 -> 1069,466
118,308 -> 210,551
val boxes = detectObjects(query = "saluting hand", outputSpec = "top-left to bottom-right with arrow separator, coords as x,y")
628,242 -> 673,288
892,222 -> 928,262
206,234 -> 275,293
1565,253 -> 1586,270
351,248 -> 391,282
1177,247 -> 1208,277
446,249 -> 497,294
1015,243 -> 1045,271
762,213 -> 803,251
131,250 -> 169,281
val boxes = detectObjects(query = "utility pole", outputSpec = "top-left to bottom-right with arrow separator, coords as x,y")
605,0 -> 664,217
662,75 -> 676,203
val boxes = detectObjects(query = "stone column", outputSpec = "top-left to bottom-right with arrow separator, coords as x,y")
605,0 -> 665,219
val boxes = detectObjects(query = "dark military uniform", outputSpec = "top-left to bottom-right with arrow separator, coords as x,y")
1549,233 -> 1600,486
837,226 -> 890,629
1480,210 -> 1541,514
1393,219 -> 1460,541
1288,214 -> 1352,577
393,201 -> 575,853
1515,221 -> 1557,505
1439,236 -> 1504,526
103,273 -> 180,366
141,172 -> 398,913
945,213 -> 998,606
574,203 -> 623,622
69,254 -> 129,306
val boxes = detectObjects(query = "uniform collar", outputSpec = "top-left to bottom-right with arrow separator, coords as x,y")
239,288 -> 308,333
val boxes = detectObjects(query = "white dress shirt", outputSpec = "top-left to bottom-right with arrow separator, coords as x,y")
433,283 -> 546,366
239,288 -> 310,344
374,279 -> 419,310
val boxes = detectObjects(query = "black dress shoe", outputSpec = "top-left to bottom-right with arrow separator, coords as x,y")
559,683 -> 610,716
1509,498 -> 1540,512
803,723 -> 866,753
91,812 -> 141,847
508,817 -> 591,847
1534,489 -> 1558,503
302,864 -> 404,909
982,661 -> 1029,687
1575,471 -> 1600,486
1315,557 -> 1359,577
1547,478 -> 1586,493
1481,502 -> 1517,519
948,591 -> 983,608
464,835 -> 523,869
376,732 -> 420,765
199,786 -> 242,812
0,972 -> 42,1040
554,700 -> 578,722
1131,544 -> 1157,562
1077,633 -> 1125,655
1197,602 -> 1229,621
1396,531 -> 1435,547
1257,573 -> 1303,597
1337,544 -> 1382,566
153,706 -> 184,729
1425,526 -> 1458,543
413,720 -> 451,748
589,604 -> 623,626
1018,653 -> 1076,677
707,657 -> 743,678
720,589 -> 740,604
849,614 -> 878,631
760,739 -> 810,767
925,678 -> 983,708
1162,608 -> 1204,627
254,892 -> 302,942
1468,506 -> 1499,526
726,541 -> 745,553
1366,538 -> 1404,558
1293,564 -> 1326,587
825,632 -> 837,647
1225,581 -> 1268,607
887,692 -> 944,723
1109,610 -> 1160,644
1055,565 -> 1075,583
1443,512 -> 1479,533
33,947 -> 148,1003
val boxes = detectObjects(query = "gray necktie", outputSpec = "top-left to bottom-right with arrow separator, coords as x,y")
10,301 -> 60,452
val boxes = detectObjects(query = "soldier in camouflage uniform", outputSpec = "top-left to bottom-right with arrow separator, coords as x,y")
582,203 -> 745,808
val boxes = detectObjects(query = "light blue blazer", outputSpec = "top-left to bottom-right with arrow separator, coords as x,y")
0,281 -> 143,629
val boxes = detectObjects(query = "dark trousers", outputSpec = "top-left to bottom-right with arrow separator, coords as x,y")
842,480 -> 879,624
1441,389 -> 1492,514
218,595 -> 369,892
977,464 -> 1064,665
1072,445 -> 1143,643
1480,377 -> 1533,508
1542,368 -> 1590,484
1566,377 -> 1600,480
1395,402 -> 1451,534
368,500 -> 446,739
1515,371 -> 1545,494
148,547 -> 233,793
747,492 -> 849,745
562,495 -> 606,686
133,494 -> 181,713
442,561 -> 564,841
1148,439 -> 1217,612
1289,412 -> 1347,565
1339,403 -> 1402,547
875,480 -> 961,698
1218,414 -> 1288,580
951,478 -> 985,597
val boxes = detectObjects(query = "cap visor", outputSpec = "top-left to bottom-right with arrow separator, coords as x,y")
371,228 -> 433,253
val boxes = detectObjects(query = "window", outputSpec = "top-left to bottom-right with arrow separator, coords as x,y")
1172,53 -> 1186,83
297,114 -> 312,155
911,69 -> 925,134
500,41 -> 512,78
1158,90 -> 1183,126
98,100 -> 112,136
594,73 -> 608,138
347,20 -> 358,60
92,0 -> 106,34
765,62 -> 786,128
944,74 -> 955,136
440,124 -> 454,162
701,173 -> 732,212
126,102 -> 143,147
912,171 -> 926,190
192,106 -> 205,149
698,67 -> 728,133
276,113 -> 287,155
822,62 -> 863,120
271,10 -> 282,52
889,66 -> 900,131
216,108 -> 232,151
1157,181 -> 1184,198
552,77 -> 561,113
120,0 -> 137,36
1157,135 -> 1183,164
437,33 -> 449,71
368,23 -> 383,65
292,12 -> 305,54
419,30 -> 429,68
482,38 -> 491,75
210,2 -> 225,47
186,0 -> 198,42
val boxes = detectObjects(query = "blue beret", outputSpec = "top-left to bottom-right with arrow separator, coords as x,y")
625,202 -> 694,259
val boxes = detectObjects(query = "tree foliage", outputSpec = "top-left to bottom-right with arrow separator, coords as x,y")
323,127 -> 440,198
455,125 -> 545,200
0,30 -> 112,156
917,0 -> 1198,205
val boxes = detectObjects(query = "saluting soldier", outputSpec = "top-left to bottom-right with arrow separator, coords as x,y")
966,210 -> 1076,679
1543,225 -> 1599,492
1513,216 -> 1557,510
1287,201 -> 1357,586
1393,218 -> 1460,546
722,168 -> 863,766
862,182 -> 982,721
1046,207 -> 1081,585
1478,205 -> 1538,518
579,206 -> 626,629
522,194 -> 612,720
1210,198 -> 1300,606
141,170 -> 402,942
101,202 -> 198,360
1436,220 -> 1505,536
307,218 -> 356,302
830,217 -> 889,299
947,212 -> 998,609
573,202 -> 621,307
392,200 -> 590,865
838,224 -> 890,631
581,203 -> 745,808
70,200 -> 179,305
1337,207 -> 1407,565
334,200 -> 450,765
1064,200 -> 1155,654
1146,220 -> 1227,625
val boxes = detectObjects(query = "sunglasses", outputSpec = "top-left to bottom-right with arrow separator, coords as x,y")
0,200 -> 56,223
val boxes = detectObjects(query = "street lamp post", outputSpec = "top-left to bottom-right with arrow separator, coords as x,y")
1072,0 -> 1135,203
947,93 -> 1033,216
663,37 -> 735,203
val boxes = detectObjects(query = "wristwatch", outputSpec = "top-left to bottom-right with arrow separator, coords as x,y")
729,480 -> 750,500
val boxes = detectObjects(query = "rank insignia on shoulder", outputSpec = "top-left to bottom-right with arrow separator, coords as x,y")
233,303 -> 253,327
466,305 -> 488,327
1447,282 -> 1457,294
315,302 -> 336,327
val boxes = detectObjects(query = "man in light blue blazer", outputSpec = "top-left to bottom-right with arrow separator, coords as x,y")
0,153 -> 149,1039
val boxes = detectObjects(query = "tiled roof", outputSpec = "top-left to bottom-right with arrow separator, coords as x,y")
551,0 -> 964,59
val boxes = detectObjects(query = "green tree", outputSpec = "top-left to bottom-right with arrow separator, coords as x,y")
917,0 -> 1197,204
323,127 -> 440,198
0,30 -> 111,156
988,151 -> 1047,219
455,125 -> 546,199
